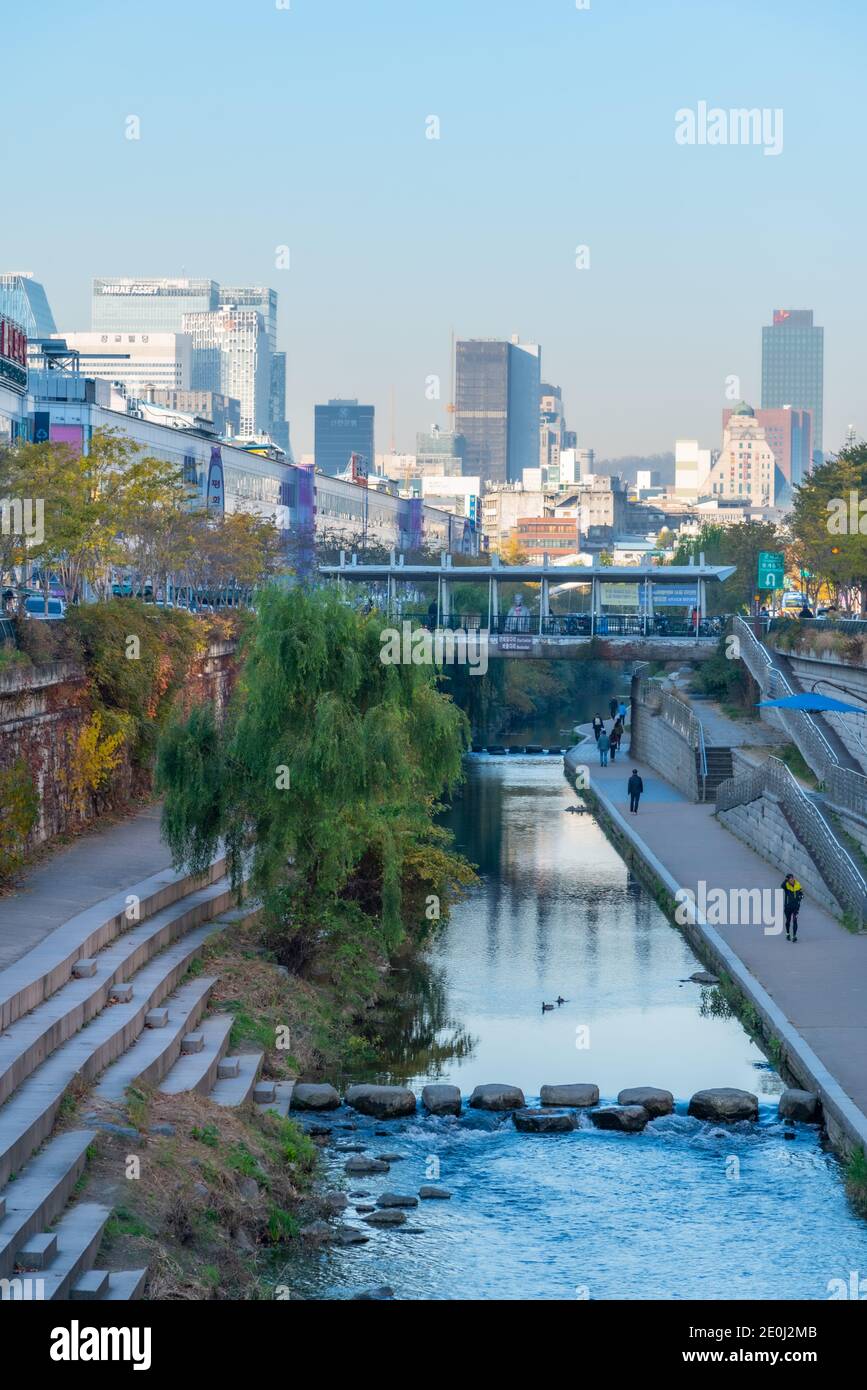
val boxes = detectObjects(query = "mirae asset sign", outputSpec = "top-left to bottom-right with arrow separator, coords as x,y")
97,284 -> 160,295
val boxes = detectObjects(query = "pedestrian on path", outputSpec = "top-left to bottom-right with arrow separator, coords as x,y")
610,722 -> 621,762
598,730 -> 610,767
781,873 -> 803,941
618,701 -> 628,723
627,769 -> 643,813
592,713 -> 604,742
609,697 -> 619,721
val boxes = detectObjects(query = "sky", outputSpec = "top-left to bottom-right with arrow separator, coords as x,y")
3,0 -> 865,460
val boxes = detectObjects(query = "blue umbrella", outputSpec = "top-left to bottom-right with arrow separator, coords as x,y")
757,692 -> 864,713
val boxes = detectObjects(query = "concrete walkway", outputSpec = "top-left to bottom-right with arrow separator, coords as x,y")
0,804 -> 173,971
574,724 -> 867,1128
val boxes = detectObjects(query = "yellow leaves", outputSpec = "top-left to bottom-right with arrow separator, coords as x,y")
65,712 -> 125,816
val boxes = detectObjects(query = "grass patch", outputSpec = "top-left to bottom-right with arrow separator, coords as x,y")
845,1146 -> 867,1218
775,743 -> 819,788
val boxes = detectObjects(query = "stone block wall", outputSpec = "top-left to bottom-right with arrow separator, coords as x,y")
0,642 -> 238,855
629,686 -> 700,801
717,793 -> 843,917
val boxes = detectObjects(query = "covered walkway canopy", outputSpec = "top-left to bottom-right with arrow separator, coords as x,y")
321,551 -> 736,639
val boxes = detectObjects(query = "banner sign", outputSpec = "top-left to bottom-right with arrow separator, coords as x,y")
600,582 -> 639,609
649,584 -> 699,608
206,446 -> 225,513
0,315 -> 27,393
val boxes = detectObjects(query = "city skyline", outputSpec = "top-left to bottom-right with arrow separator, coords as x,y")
4,0 -> 864,460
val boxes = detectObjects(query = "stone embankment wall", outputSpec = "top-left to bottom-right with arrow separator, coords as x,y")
716,794 -> 843,917
629,680 -> 700,801
0,642 -> 238,852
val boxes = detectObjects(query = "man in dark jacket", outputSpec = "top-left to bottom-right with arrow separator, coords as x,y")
781,873 -> 803,941
627,769 -> 643,813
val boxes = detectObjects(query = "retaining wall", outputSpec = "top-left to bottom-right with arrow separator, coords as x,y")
717,794 -> 843,917
629,682 -> 700,801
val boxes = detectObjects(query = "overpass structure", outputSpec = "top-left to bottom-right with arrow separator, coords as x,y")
320,552 -> 736,658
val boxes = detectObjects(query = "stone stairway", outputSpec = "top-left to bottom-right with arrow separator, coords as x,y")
0,854 -> 260,1301
695,746 -> 734,801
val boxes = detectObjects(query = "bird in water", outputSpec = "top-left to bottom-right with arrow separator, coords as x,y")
542,1002 -> 555,1012
556,996 -> 566,1006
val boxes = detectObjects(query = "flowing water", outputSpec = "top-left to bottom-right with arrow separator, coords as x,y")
285,754 -> 867,1301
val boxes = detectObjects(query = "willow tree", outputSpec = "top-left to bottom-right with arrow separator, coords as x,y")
157,585 -> 473,967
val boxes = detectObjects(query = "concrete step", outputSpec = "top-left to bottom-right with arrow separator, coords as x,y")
255,1079 -> 294,1118
0,853 -> 227,1034
208,1052 -> 264,1108
0,1130 -> 96,1279
158,1014 -> 234,1097
0,919 -> 225,1189
104,1268 -> 148,1300
34,1202 -> 111,1301
93,977 -> 217,1102
0,877 -> 235,1109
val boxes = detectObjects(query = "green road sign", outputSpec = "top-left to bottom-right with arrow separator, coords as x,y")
757,551 -> 785,590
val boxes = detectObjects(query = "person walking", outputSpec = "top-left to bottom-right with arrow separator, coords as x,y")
597,729 -> 610,767
609,721 -> 621,762
618,701 -> 628,724
609,697 -> 619,721
592,713 -> 604,742
627,769 -> 643,813
781,873 -> 803,941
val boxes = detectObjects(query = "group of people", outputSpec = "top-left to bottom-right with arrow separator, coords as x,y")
592,699 -> 628,768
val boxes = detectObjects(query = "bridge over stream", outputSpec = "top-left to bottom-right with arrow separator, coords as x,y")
320,553 -> 735,659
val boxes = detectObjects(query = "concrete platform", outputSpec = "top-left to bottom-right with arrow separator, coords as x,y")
255,1080 -> 295,1118
209,1052 -> 264,1108
159,1014 -> 234,1097
93,977 -> 216,1102
0,1130 -> 96,1279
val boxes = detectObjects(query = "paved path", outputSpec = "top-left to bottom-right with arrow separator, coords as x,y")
0,804 -> 173,970
574,723 -> 867,1126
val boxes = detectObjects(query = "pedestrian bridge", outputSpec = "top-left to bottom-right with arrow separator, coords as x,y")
319,553 -> 735,659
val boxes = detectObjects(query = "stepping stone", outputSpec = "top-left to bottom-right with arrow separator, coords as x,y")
375,1153 -> 403,1163
17,1232 -> 57,1269
419,1186 -> 452,1200
513,1107 -> 578,1133
71,1269 -> 110,1300
375,1193 -> 418,1208
689,972 -> 719,986
590,1105 -> 650,1133
217,1057 -> 240,1079
540,1083 -> 599,1108
344,1084 -> 416,1119
688,1088 -> 758,1123
355,1204 -> 376,1214
253,1081 -> 276,1104
110,983 -> 133,1003
335,1228 -> 370,1246
469,1083 -> 525,1111
71,959 -> 98,979
351,1286 -> 394,1300
778,1089 -> 820,1123
181,1033 -> 204,1055
617,1087 -> 675,1118
291,1083 -> 341,1111
145,1008 -> 169,1029
421,1084 -> 462,1116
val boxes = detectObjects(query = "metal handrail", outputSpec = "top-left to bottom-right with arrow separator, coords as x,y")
697,719 -> 708,801
716,754 -> 867,924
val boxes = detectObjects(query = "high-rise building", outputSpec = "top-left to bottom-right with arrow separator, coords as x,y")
761,309 -> 823,468
723,404 -> 812,492
314,399 -> 375,476
707,403 -> 777,506
415,425 -> 466,477
139,387 -> 241,437
454,337 -> 541,487
50,331 -> 192,397
675,439 -> 714,498
0,272 -> 57,338
183,308 -> 269,438
92,277 -> 219,332
539,382 -> 565,471
91,277 -> 290,448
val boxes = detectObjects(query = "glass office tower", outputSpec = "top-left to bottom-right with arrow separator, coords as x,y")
0,273 -> 57,337
455,338 -> 541,487
92,278 -> 219,333
761,309 -> 824,468
314,399 -> 375,476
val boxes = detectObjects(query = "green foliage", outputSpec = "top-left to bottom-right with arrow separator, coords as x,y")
673,520 -> 782,613
0,759 -> 39,880
694,636 -> 754,707
67,599 -> 199,761
191,1123 -> 221,1148
845,1146 -> 867,1217
790,446 -> 867,609
157,585 -> 472,960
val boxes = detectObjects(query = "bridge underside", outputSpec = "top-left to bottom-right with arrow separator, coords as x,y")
484,636 -> 716,661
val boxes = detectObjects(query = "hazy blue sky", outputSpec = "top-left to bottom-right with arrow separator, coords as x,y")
4,0 -> 864,459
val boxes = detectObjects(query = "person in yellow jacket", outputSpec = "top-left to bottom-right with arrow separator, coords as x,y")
781,873 -> 803,942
